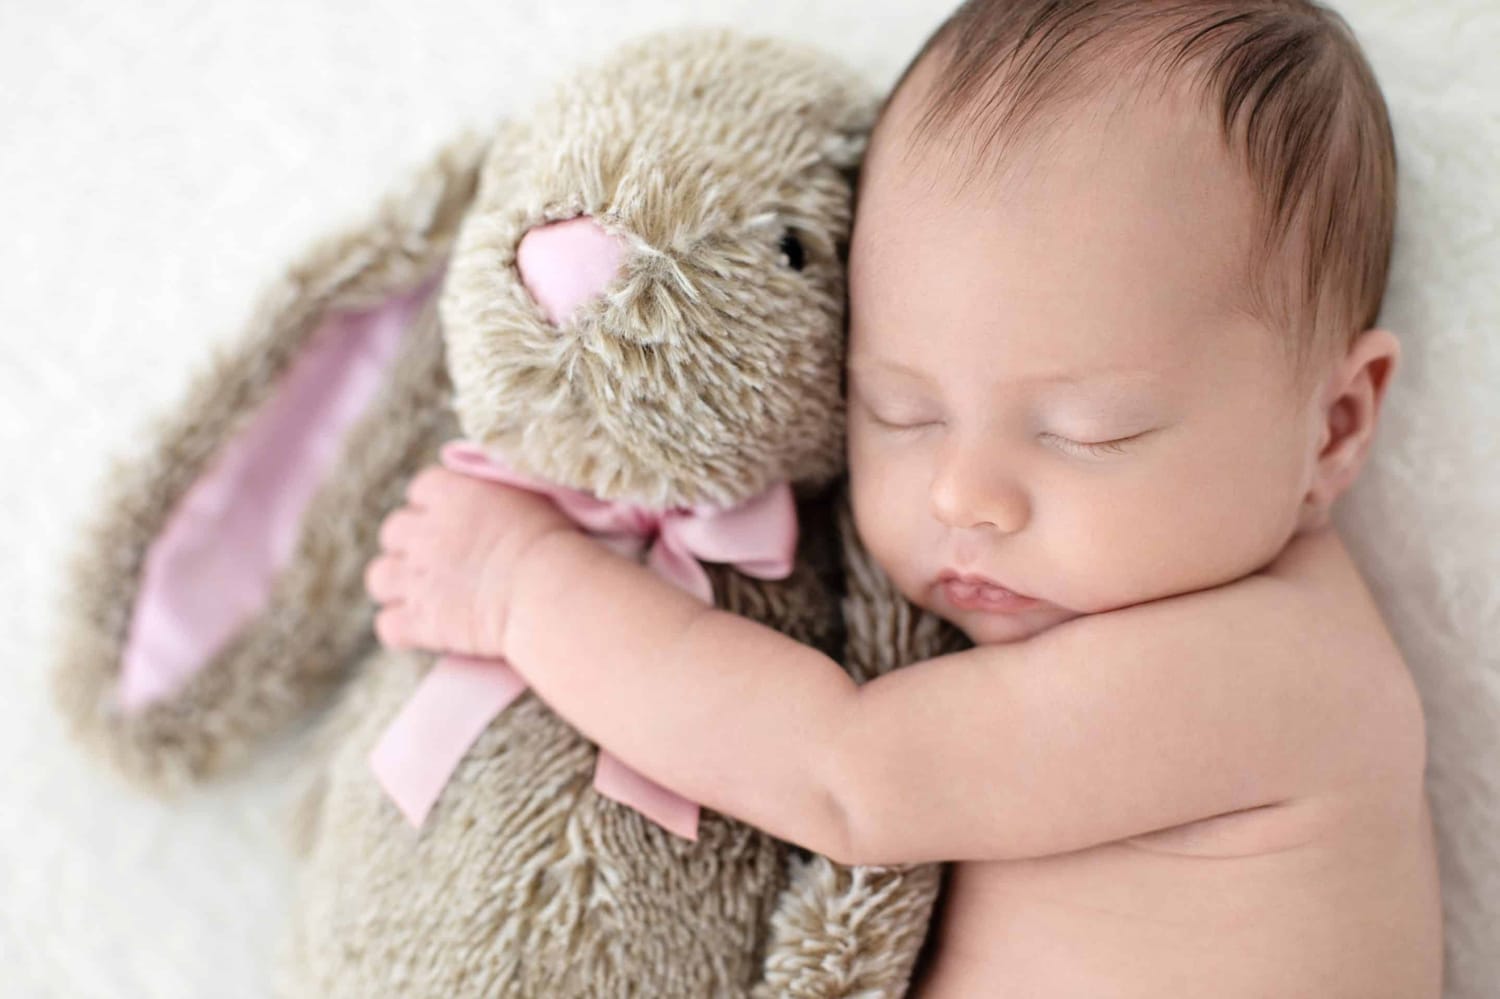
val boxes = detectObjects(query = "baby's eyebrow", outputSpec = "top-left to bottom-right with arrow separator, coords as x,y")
850,356 -> 1160,389
847,358 -> 936,384
1016,370 -> 1169,398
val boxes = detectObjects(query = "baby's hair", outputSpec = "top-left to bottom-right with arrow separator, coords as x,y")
878,0 -> 1397,398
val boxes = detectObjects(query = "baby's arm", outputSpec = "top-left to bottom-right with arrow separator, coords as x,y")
504,527 -> 1376,865
502,530 -> 855,854
826,536 -> 1385,864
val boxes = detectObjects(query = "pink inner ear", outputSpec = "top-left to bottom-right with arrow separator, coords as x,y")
116,272 -> 443,713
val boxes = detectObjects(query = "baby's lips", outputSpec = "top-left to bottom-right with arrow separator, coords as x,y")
935,567 -> 1036,600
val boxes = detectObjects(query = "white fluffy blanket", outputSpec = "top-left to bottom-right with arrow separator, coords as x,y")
2,1 -> 1493,995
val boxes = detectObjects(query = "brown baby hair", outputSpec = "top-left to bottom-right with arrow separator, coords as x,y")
875,0 -> 1397,400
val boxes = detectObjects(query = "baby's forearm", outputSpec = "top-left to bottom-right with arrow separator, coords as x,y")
499,530 -> 857,856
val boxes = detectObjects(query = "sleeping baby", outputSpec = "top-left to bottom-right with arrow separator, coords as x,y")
364,0 -> 1445,994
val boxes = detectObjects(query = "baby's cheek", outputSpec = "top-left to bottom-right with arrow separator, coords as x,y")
855,485 -> 928,595
850,449 -> 905,523
1064,492 -> 1249,609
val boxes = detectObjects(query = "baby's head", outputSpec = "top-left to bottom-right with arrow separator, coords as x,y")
846,0 -> 1400,644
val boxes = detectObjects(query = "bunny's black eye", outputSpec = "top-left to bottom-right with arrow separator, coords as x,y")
778,230 -> 806,272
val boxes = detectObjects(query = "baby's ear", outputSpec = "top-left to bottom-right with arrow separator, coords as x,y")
1299,326 -> 1402,524
50,123 -> 500,793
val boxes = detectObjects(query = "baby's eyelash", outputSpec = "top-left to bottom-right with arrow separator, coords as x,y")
1045,433 -> 1142,456
858,400 -> 941,432
872,416 -> 940,433
862,405 -> 1145,455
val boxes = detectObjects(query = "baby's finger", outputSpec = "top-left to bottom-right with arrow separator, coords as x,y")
364,554 -> 404,603
374,605 -> 412,649
378,507 -> 421,552
404,465 -> 451,507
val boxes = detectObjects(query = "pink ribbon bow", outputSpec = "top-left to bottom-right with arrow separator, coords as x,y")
368,439 -> 799,840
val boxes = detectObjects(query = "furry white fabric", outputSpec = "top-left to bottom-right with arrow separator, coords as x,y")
3,1 -> 1493,996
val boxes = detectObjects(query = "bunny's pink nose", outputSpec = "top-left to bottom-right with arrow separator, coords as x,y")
515,215 -> 627,327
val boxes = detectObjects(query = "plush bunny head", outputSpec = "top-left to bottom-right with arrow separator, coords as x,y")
442,30 -> 874,508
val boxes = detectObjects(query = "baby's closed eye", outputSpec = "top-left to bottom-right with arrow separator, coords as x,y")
1039,430 -> 1154,457
857,399 -> 1154,457
853,392 -> 943,431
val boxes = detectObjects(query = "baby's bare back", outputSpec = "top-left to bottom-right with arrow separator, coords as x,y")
912,527 -> 1444,997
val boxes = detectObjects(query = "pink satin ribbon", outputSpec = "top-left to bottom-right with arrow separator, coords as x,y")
368,440 -> 799,840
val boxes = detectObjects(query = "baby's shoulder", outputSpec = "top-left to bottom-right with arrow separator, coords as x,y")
1255,526 -> 1428,783
1097,525 -> 1425,789
1259,525 -> 1405,662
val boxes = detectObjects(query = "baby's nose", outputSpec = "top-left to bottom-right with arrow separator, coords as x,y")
515,215 -> 627,327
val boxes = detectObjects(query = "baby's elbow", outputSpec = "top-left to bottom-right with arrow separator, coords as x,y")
807,681 -> 924,866
813,732 -> 900,866
808,724 -> 866,866
802,784 -> 858,866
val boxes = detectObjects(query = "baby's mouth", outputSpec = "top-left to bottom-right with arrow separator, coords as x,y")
934,570 -> 1042,613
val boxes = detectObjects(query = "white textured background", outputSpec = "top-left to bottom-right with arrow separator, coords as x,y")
2,1 -> 1495,996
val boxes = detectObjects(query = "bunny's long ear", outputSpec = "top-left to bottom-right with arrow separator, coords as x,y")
52,125 -> 497,792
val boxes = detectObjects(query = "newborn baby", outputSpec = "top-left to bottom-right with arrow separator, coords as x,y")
366,1 -> 1445,994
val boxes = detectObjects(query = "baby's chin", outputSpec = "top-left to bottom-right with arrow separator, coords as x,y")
951,609 -> 1070,646
915,591 -> 1086,647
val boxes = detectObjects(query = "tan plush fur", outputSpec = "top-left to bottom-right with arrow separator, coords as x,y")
52,28 -> 971,996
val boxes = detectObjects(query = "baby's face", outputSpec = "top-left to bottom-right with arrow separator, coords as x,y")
846,70 -> 1330,645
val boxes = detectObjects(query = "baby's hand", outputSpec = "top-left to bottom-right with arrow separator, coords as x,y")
364,466 -> 575,657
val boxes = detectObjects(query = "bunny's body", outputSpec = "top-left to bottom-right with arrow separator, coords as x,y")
54,30 -> 968,996
287,537 -> 844,996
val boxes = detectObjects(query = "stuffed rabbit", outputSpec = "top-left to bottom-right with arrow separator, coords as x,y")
53,27 -> 969,997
